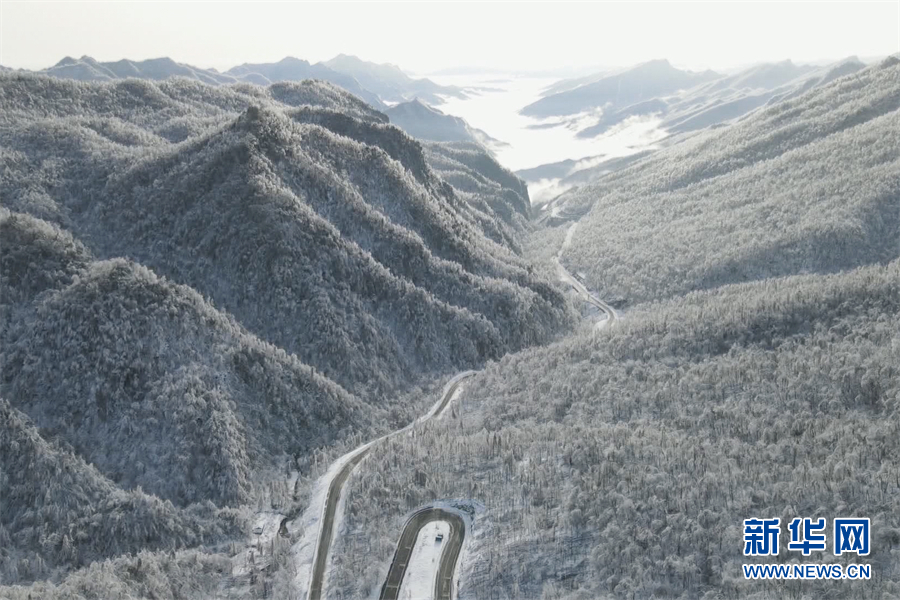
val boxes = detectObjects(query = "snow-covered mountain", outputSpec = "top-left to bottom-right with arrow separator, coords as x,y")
0,72 -> 573,587
386,98 -> 504,147
8,54 -> 466,112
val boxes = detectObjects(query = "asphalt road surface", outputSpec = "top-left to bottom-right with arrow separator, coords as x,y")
558,261 -> 619,323
556,222 -> 618,324
307,444 -> 373,600
374,226 -> 619,600
307,374 -> 475,600
379,508 -> 466,600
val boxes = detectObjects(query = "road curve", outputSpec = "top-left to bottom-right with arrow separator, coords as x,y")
556,223 -> 618,324
374,224 -> 620,599
379,508 -> 466,600
558,262 -> 619,323
307,372 -> 476,600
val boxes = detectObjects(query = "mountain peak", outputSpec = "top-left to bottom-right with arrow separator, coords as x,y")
277,56 -> 311,67
328,53 -> 363,65
231,104 -> 293,147
143,56 -> 179,66
54,56 -> 80,67
635,58 -> 675,72
881,55 -> 900,69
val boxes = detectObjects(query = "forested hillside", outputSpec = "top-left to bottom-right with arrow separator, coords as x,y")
0,73 -> 572,591
424,141 -> 532,241
329,260 -> 900,599
385,98 -> 502,147
2,210 -> 374,507
0,208 -> 372,585
11,53 -> 465,110
561,59 -> 900,307
323,58 -> 900,600
0,74 -> 573,398
1,398 -> 241,584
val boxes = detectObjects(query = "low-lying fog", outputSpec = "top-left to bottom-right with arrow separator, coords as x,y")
428,74 -> 668,203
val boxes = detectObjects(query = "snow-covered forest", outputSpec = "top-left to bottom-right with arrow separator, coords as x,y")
0,71 -> 572,593
322,59 -> 900,600
1,31 -> 898,600
560,58 -> 900,307
328,261 -> 900,599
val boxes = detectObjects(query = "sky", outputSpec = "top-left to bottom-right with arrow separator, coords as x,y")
1,1 -> 898,74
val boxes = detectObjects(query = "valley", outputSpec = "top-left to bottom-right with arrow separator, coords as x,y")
1,18 -> 899,600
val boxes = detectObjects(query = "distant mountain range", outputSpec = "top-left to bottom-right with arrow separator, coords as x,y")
521,59 -> 721,118
385,98 -> 506,147
562,57 -> 900,304
522,57 -> 867,139
5,54 -> 466,111
641,57 -> 866,137
517,56 -> 870,202
323,54 -> 465,105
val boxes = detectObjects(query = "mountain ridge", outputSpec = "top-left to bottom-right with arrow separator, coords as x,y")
9,53 -> 466,111
521,58 -> 721,118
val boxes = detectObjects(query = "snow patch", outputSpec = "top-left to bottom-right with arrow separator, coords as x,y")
289,438 -> 378,594
290,373 -> 477,596
397,521 -> 451,600
231,511 -> 284,578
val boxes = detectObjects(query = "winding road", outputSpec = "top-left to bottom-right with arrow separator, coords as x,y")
557,222 -> 618,324
303,221 -> 614,600
307,371 -> 476,600
379,508 -> 465,600
374,222 -> 619,599
557,262 -> 619,324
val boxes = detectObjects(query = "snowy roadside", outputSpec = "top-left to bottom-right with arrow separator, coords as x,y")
397,521 -> 450,600
423,370 -> 477,421
230,511 -> 285,578
229,466 -> 301,583
428,500 -> 485,600
290,437 -> 379,595
291,373 -> 476,597
557,222 -> 619,328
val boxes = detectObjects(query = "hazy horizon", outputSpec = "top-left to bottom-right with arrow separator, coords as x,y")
2,1 -> 897,74
3,3 -> 900,599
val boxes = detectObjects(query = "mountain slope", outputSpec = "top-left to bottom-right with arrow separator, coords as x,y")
1,211 -> 371,508
0,74 -> 383,133
424,141 -> 531,238
520,59 -> 720,118
324,54 -> 464,105
656,57 -> 866,136
0,73 -> 573,590
385,98 -> 503,147
327,259 -> 900,599
0,74 -> 573,398
526,58 -> 865,145
560,59 -> 900,306
0,397 -> 241,584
